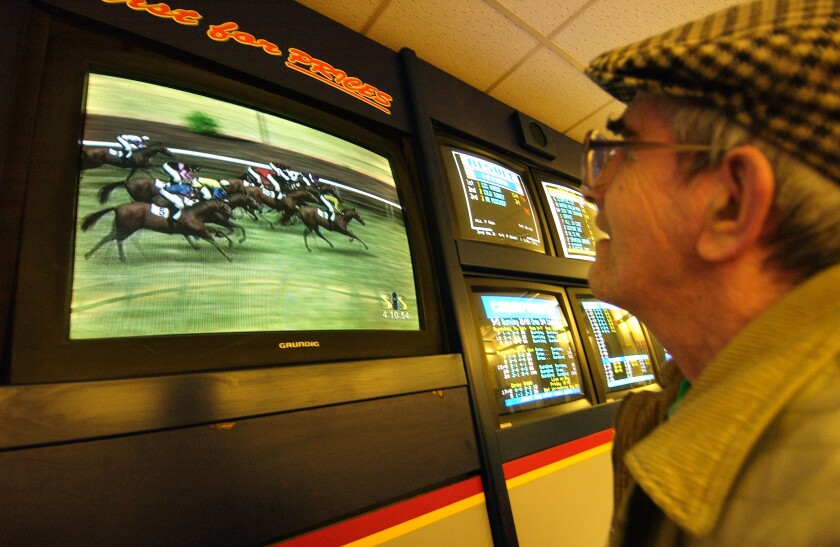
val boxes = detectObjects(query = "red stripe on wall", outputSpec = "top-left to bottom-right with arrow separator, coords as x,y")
273,476 -> 484,547
502,429 -> 613,480
275,430 -> 612,546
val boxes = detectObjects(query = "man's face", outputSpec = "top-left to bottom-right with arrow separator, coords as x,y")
583,96 -> 706,319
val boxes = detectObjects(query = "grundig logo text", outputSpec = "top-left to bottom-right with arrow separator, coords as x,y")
278,341 -> 321,349
102,0 -> 393,115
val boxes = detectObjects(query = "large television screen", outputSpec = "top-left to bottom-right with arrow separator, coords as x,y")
539,179 -> 604,261
8,47 -> 442,383
470,284 -> 588,415
440,144 -> 545,254
566,289 -> 657,400
72,73 -> 418,339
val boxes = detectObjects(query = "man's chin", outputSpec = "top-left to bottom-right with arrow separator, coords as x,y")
594,237 -> 610,253
586,248 -> 612,300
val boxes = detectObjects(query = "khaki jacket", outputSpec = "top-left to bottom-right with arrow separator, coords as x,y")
610,263 -> 840,546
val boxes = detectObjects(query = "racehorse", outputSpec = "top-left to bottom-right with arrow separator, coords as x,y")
97,176 -> 259,245
172,190 -> 261,248
296,206 -> 368,252
199,191 -> 261,244
224,179 -> 318,226
81,199 -> 234,262
99,178 -> 261,218
98,176 -> 161,204
80,142 -> 174,181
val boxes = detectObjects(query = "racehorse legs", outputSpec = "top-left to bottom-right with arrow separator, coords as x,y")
182,235 -> 201,250
85,227 -> 117,260
279,211 -> 295,226
350,234 -> 369,250
207,227 -> 235,248
303,226 -> 334,252
230,222 -> 247,244
201,232 -> 232,261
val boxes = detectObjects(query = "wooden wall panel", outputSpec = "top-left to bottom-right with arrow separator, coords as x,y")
0,387 -> 479,546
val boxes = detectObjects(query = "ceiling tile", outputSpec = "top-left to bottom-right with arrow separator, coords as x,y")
497,0 -> 593,37
366,0 -> 540,90
551,0 -> 753,63
489,47 -> 616,138
563,100 -> 627,143
294,0 -> 383,32
295,0 -> 754,143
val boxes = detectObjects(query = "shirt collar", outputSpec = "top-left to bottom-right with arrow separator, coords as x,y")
624,263 -> 840,537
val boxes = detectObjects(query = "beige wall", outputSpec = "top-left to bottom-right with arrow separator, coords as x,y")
508,445 -> 613,547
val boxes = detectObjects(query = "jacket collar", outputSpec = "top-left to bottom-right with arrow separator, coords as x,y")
625,263 -> 840,537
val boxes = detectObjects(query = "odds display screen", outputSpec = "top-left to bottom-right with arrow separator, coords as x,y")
577,299 -> 656,392
445,149 -> 544,253
475,291 -> 585,414
541,181 -> 603,261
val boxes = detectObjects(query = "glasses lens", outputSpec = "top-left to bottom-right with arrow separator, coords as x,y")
583,131 -> 620,189
583,131 -> 605,188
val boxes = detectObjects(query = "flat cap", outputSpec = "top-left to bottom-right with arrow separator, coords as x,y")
586,0 -> 840,182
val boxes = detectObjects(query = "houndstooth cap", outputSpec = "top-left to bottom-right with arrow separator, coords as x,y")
586,0 -> 840,182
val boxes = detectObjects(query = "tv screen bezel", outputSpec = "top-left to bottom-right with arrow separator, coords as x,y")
5,20 -> 445,384
565,287 -> 660,403
465,277 -> 596,428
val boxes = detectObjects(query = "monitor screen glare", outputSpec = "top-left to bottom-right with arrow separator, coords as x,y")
541,181 -> 603,261
578,300 -> 656,391
477,292 -> 584,413
450,151 -> 542,251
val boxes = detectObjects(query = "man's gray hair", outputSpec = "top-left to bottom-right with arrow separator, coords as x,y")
664,97 -> 840,281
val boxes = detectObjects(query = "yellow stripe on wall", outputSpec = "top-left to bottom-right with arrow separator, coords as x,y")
344,493 -> 487,546
506,442 -> 613,490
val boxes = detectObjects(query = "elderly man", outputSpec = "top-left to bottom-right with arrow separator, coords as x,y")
580,0 -> 840,545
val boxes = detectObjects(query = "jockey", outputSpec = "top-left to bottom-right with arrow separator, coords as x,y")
194,176 -> 227,200
162,162 -> 200,184
273,162 -> 319,192
157,181 -> 206,221
243,164 -> 283,196
315,183 -> 343,223
273,162 -> 334,220
115,134 -> 150,158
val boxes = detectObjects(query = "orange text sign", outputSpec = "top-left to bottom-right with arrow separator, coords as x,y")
102,0 -> 393,115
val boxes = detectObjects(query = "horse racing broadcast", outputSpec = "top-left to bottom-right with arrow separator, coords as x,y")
73,73 -> 421,339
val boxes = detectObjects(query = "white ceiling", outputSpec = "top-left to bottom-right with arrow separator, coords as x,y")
295,0 -> 750,143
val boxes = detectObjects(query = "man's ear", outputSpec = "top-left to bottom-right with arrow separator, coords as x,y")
696,145 -> 775,262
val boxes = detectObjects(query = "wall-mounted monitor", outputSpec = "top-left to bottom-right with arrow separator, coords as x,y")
536,175 -> 605,261
5,26 -> 444,383
566,288 -> 658,402
466,278 -> 593,424
439,140 -> 546,255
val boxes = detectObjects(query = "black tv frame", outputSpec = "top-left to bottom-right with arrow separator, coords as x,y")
3,17 -> 446,384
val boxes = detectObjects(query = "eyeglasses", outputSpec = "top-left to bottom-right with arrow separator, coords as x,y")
581,129 -> 712,192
